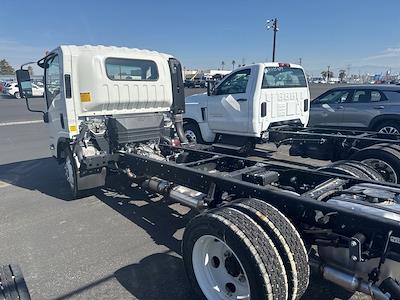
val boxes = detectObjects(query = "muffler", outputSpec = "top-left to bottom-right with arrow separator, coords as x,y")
142,177 -> 205,209
310,260 -> 390,300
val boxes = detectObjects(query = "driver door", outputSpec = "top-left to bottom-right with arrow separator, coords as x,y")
309,89 -> 351,127
207,69 -> 252,134
44,53 -> 66,152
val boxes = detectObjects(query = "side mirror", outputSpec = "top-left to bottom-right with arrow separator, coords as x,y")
16,69 -> 32,98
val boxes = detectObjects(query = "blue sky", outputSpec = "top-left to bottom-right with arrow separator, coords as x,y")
1,0 -> 400,76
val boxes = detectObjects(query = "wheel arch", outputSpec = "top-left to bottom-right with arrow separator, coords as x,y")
369,114 -> 400,130
56,138 -> 70,161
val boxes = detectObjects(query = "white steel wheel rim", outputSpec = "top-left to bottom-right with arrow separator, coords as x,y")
362,158 -> 397,183
64,155 -> 75,189
185,129 -> 197,143
192,235 -> 250,300
379,126 -> 399,135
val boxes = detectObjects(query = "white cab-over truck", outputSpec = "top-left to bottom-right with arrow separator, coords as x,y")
15,46 -> 400,300
184,63 -> 310,151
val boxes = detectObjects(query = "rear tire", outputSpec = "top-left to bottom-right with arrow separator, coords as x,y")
350,143 -> 400,183
375,121 -> 400,135
319,160 -> 385,182
318,161 -> 371,180
0,264 -> 31,300
230,198 -> 309,300
184,122 -> 204,144
183,206 -> 288,300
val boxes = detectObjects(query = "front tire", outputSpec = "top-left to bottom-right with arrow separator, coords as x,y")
63,148 -> 83,199
183,207 -> 288,300
184,122 -> 204,144
14,92 -> 21,99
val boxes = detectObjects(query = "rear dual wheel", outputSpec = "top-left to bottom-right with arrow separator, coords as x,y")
350,143 -> 400,183
183,199 -> 309,300
318,160 -> 385,182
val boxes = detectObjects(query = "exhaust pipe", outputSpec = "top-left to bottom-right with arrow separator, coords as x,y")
310,260 -> 390,300
173,114 -> 188,144
142,177 -> 205,209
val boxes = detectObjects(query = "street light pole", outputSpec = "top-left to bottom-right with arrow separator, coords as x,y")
266,18 -> 279,62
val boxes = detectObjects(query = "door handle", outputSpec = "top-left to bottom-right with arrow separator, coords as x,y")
237,98 -> 247,102
374,105 -> 384,109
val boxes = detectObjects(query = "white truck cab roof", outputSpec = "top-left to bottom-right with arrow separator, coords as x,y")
43,45 -> 176,118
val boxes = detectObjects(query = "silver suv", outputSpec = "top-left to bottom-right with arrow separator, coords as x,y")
309,85 -> 400,134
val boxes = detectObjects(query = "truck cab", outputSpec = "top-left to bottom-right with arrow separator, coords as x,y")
16,45 -> 186,198
184,63 -> 310,148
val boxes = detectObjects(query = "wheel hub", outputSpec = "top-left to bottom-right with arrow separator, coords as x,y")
379,126 -> 399,135
362,158 -> 397,183
185,129 -> 197,143
192,235 -> 250,300
64,156 -> 75,189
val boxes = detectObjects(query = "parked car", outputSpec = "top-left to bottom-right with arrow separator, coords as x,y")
3,82 -> 44,98
309,85 -> 400,134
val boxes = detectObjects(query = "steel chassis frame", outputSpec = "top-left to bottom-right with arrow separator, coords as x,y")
118,144 -> 400,260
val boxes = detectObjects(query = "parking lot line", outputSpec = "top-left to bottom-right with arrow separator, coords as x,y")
0,120 -> 42,127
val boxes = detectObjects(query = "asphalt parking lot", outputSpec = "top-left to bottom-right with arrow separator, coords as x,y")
0,85 -> 368,299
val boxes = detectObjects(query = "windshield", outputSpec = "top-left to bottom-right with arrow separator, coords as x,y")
262,67 -> 307,88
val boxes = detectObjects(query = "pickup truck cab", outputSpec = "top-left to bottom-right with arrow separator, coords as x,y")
184,63 -> 310,149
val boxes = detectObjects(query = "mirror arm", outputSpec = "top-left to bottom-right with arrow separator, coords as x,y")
24,97 -> 45,115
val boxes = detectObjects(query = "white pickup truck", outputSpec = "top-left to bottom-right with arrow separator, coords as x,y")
184,63 -> 310,151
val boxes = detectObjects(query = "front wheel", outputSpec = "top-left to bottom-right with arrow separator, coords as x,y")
183,207 -> 288,300
14,92 -> 21,99
63,148 -> 84,199
184,122 -> 204,144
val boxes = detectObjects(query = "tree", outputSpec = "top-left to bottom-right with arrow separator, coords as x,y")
27,66 -> 34,76
339,69 -> 346,82
232,60 -> 236,70
321,70 -> 333,80
0,59 -> 15,75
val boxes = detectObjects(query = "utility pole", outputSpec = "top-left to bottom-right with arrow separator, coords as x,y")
327,65 -> 330,82
299,58 -> 302,65
266,18 -> 279,62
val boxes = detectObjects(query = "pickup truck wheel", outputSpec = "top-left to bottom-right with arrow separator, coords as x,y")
0,264 -> 31,300
183,207 -> 288,300
63,148 -> 83,199
14,92 -> 21,99
350,144 -> 400,183
184,122 -> 204,144
230,198 -> 309,300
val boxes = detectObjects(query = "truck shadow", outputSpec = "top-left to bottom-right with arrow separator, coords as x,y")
114,251 -> 193,300
0,157 -> 74,201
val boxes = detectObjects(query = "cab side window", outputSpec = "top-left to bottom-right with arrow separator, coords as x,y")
215,69 -> 251,95
45,55 -> 61,108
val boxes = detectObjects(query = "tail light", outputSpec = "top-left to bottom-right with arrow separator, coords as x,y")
304,99 -> 309,112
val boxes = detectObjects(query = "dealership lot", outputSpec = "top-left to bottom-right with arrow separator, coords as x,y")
0,86 -> 367,299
